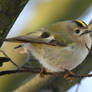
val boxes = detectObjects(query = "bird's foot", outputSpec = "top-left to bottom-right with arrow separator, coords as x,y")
40,67 -> 46,77
64,69 -> 74,81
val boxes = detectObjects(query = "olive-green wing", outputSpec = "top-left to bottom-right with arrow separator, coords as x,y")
5,30 -> 67,46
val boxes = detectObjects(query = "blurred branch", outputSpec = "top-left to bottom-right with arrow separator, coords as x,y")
0,0 -> 28,46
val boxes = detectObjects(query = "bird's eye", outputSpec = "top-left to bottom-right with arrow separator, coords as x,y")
75,29 -> 80,34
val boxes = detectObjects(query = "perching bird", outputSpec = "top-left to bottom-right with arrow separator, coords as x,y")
5,20 -> 92,74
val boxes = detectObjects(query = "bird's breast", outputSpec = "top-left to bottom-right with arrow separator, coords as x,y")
24,42 -> 91,72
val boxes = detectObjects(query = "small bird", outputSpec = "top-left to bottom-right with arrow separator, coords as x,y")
5,20 -> 92,74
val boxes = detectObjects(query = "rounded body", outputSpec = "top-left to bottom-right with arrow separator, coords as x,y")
5,20 -> 92,72
25,37 -> 91,72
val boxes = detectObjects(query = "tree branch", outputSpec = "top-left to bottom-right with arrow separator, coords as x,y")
0,65 -> 91,92
0,67 -> 92,78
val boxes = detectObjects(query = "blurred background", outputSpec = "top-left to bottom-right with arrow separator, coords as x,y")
0,0 -> 92,92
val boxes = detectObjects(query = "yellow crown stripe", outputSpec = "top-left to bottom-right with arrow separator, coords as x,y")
75,19 -> 87,27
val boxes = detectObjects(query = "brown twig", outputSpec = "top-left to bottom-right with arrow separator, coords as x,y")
0,67 -> 40,76
85,43 -> 92,56
0,49 -> 18,67
0,66 -> 92,79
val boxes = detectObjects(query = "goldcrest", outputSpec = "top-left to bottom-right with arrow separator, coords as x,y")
5,20 -> 92,72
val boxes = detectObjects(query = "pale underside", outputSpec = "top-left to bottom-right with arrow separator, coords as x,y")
24,43 -> 90,72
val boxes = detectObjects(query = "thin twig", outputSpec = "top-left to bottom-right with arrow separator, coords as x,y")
0,49 -> 18,67
0,67 -> 39,76
0,67 -> 92,79
85,43 -> 92,56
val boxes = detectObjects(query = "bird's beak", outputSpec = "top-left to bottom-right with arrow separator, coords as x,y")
80,30 -> 92,36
